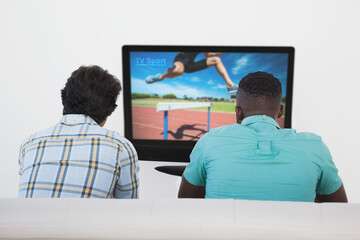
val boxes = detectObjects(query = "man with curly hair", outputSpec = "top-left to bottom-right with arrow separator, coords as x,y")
18,65 -> 139,199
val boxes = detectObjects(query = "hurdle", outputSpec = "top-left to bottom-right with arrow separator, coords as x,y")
157,102 -> 213,140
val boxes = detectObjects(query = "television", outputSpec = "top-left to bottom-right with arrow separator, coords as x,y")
122,45 -> 294,167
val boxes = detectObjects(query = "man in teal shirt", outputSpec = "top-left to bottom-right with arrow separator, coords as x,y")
178,71 -> 347,202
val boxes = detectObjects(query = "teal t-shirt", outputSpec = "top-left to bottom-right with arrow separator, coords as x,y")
184,115 -> 342,202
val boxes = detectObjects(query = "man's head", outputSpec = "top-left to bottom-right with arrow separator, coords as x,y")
236,71 -> 283,123
61,65 -> 121,125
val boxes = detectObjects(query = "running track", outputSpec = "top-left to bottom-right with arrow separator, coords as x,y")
132,106 -> 284,140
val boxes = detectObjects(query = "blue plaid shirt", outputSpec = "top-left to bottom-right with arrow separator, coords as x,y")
18,114 -> 139,198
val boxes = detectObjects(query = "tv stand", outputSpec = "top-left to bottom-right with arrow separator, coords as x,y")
155,165 -> 187,176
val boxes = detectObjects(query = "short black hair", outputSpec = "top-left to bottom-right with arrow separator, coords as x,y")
61,65 -> 121,124
238,71 -> 282,102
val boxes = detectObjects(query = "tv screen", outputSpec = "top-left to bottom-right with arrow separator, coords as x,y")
123,45 -> 294,162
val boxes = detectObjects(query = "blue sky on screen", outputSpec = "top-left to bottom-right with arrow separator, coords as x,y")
130,52 -> 288,99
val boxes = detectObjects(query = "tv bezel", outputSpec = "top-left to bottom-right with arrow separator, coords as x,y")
122,45 -> 295,162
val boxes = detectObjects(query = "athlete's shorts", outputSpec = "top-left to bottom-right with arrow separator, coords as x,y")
174,54 -> 208,73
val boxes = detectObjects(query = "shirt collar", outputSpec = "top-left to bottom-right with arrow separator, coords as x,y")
241,115 -> 280,129
60,114 -> 98,126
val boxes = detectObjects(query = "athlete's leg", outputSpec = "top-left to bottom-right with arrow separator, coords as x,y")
159,62 -> 184,80
206,57 -> 235,87
146,62 -> 184,84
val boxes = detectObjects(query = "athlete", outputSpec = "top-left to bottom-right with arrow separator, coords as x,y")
146,52 -> 238,94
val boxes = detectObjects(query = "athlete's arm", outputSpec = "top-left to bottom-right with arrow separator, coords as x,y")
178,176 -> 205,198
315,184 -> 348,203
204,52 -> 223,57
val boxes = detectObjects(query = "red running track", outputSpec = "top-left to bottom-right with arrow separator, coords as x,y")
132,106 -> 284,140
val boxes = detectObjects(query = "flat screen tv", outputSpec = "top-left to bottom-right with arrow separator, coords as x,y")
123,45 -> 294,163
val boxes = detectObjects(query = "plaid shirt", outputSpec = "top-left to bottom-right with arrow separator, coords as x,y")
18,114 -> 139,198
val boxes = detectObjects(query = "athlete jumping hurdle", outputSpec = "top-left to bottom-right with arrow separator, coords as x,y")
146,52 -> 238,94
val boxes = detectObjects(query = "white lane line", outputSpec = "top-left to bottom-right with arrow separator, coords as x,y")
133,122 -> 163,130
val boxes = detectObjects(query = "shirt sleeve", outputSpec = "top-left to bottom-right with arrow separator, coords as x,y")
18,150 -> 24,176
183,135 -> 207,186
316,141 -> 343,195
18,136 -> 31,176
114,140 -> 140,199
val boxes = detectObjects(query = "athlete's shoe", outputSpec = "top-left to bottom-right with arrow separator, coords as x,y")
146,74 -> 162,84
227,85 -> 238,94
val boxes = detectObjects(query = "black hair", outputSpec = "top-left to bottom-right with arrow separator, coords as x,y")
61,65 -> 121,124
238,71 -> 282,102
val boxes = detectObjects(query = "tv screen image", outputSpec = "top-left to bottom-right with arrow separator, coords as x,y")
123,46 -> 294,163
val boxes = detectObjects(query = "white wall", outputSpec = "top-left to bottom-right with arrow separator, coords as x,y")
1,0 -> 359,202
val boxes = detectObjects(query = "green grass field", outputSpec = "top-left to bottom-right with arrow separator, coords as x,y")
132,98 -> 236,113
132,98 -> 286,115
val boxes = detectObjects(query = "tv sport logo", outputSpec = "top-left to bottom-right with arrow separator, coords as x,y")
135,57 -> 166,66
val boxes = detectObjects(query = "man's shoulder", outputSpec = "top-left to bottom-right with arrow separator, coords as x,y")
280,128 -> 323,142
204,124 -> 324,143
207,124 -> 241,135
20,125 -> 57,148
103,128 -> 134,147
20,123 -> 134,149
81,124 -> 133,148
194,124 -> 244,146
101,129 -> 138,159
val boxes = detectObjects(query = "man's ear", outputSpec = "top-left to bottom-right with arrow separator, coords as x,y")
236,106 -> 244,123
99,118 -> 107,127
277,104 -> 284,119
